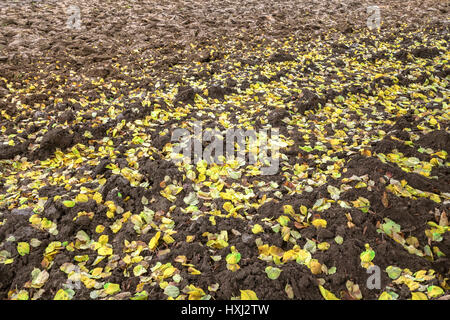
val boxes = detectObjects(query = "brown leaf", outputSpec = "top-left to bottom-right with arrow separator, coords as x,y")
439,211 -> 448,227
381,191 -> 389,208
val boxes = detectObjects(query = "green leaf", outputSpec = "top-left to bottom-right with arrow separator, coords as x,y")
133,265 -> 147,277
335,95 -> 345,103
63,200 -> 76,208
226,252 -> 241,265
183,192 -> 199,206
334,236 -> 344,245
31,269 -> 49,288
360,249 -> 375,263
304,239 -> 317,253
131,291 -> 148,300
75,230 -> 90,242
327,185 -> 341,200
14,290 -> 29,300
328,266 -> 337,275
265,266 -> 282,280
403,157 -> 420,167
277,215 -> 290,226
386,266 -> 402,280
17,242 -> 30,256
164,285 -> 180,298
381,218 -> 401,236
210,255 -> 222,262
89,290 -> 101,299
173,274 -> 182,283
299,146 -> 313,152
271,224 -> 281,233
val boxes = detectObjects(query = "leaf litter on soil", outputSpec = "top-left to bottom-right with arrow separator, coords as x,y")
0,0 -> 449,300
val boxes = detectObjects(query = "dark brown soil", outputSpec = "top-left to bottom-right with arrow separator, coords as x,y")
0,0 -> 449,301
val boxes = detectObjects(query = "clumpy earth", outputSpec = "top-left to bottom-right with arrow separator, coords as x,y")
0,0 -> 449,300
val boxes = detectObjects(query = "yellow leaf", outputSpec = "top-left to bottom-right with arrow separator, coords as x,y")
378,292 -> 393,300
318,242 -> 330,251
225,263 -> 239,272
12,290 -> 29,300
427,286 -> 444,298
105,201 -> 116,212
188,267 -> 202,275
283,205 -> 295,216
268,245 -> 284,257
98,235 -> 109,245
258,244 -> 270,256
91,268 -> 103,278
81,277 -> 96,289
223,202 -> 234,212
300,205 -> 308,216
282,250 -> 297,262
17,242 -> 30,256
312,219 -> 327,228
187,285 -> 205,300
54,289 -> 71,300
75,194 -> 89,203
411,292 -> 428,300
104,283 -> 120,295
318,285 -> 340,300
295,249 -> 312,264
414,270 -> 427,281
309,259 -> 322,275
163,267 -> 176,278
149,231 -> 161,251
163,234 -> 175,244
174,255 -> 187,264
93,192 -> 103,204
251,224 -> 264,234
329,139 -> 340,146
98,246 -> 112,256
429,194 -> 441,203
240,290 -> 258,300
